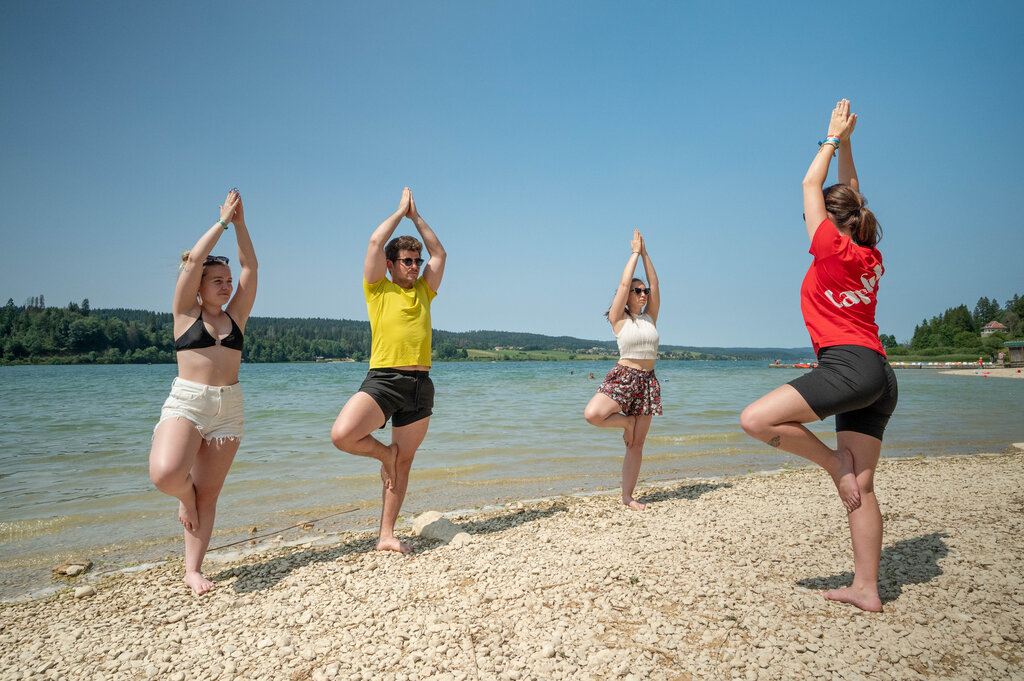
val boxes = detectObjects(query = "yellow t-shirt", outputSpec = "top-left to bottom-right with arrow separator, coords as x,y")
363,277 -> 437,369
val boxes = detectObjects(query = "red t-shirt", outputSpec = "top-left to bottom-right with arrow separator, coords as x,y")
800,219 -> 886,357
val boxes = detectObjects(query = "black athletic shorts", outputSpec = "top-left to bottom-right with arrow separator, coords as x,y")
359,368 -> 434,428
788,345 -> 898,440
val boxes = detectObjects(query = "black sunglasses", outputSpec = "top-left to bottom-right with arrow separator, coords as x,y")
392,257 -> 424,267
204,255 -> 230,265
632,287 -> 651,295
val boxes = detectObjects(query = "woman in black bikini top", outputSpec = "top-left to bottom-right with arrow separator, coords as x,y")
149,188 -> 258,596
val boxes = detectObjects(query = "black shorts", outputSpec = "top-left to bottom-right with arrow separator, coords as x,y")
359,369 -> 434,428
788,345 -> 898,440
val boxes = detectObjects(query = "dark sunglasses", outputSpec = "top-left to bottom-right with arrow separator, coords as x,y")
392,257 -> 424,267
632,287 -> 651,295
204,255 -> 230,265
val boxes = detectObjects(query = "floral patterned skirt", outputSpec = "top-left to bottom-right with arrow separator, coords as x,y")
597,364 -> 662,416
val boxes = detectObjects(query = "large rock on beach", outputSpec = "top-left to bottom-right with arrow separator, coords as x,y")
412,511 -> 473,546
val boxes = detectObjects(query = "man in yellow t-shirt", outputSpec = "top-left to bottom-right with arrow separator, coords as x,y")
330,187 -> 447,554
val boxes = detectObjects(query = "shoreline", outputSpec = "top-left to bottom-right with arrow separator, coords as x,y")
3,451 -> 1022,680
938,367 -> 1024,379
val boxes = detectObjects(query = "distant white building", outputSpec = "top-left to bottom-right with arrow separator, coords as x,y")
981,321 -> 1008,337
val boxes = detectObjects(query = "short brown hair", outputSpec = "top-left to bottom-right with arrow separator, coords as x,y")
823,184 -> 881,247
385,235 -> 422,261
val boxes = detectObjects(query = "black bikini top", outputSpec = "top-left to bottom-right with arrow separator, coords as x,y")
174,312 -> 244,351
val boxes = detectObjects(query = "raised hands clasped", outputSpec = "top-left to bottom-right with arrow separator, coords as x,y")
631,229 -> 643,255
397,187 -> 412,217
406,189 -> 420,221
220,189 -> 240,225
827,99 -> 858,141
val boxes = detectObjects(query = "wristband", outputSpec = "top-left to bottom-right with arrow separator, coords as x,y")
218,219 -> 228,229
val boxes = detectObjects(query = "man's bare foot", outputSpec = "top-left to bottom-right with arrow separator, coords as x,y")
379,443 -> 399,490
622,415 -> 636,447
622,498 -> 646,510
185,570 -> 214,595
820,586 -> 882,612
830,447 -> 861,512
178,489 -> 199,532
375,536 -> 412,554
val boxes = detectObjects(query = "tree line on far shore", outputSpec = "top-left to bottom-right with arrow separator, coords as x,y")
0,298 -> 748,365
882,294 -> 1023,360
2,293 -> 1020,366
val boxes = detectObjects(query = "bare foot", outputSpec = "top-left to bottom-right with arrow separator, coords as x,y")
184,570 -> 214,595
375,536 -> 412,554
379,443 -> 398,490
622,415 -> 636,447
830,447 -> 861,512
178,488 -> 199,533
820,586 -> 882,612
622,498 -> 646,511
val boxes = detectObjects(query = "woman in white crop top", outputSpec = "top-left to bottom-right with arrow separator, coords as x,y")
584,230 -> 661,510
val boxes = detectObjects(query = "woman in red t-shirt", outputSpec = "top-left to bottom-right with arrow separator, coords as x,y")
741,100 -> 898,613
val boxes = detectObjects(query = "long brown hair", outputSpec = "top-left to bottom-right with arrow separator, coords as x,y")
823,184 -> 881,247
604,278 -> 645,321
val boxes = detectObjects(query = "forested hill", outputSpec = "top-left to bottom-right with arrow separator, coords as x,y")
0,298 -> 810,364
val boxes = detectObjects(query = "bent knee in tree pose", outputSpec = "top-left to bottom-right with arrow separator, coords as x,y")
149,188 -> 258,596
740,100 -> 897,612
583,229 -> 661,511
331,187 -> 447,554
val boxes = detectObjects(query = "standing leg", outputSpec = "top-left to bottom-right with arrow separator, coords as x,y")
181,436 -> 240,595
377,417 -> 430,553
331,392 -> 399,488
150,418 -> 205,532
821,430 -> 883,612
740,384 -> 860,511
622,415 -> 652,510
585,392 -> 636,447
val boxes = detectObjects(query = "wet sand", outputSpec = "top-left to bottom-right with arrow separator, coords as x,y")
2,452 -> 1022,680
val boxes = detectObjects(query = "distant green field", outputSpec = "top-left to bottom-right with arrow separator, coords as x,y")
464,349 -> 618,362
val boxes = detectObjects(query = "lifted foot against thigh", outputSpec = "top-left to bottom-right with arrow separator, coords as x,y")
178,491 -> 199,533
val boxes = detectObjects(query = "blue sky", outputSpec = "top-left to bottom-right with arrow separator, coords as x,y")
2,1 -> 1021,347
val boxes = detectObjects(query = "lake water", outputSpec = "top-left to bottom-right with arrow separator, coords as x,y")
1,361 -> 1021,599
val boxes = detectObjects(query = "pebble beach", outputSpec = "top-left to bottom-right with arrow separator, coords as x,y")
3,451 -> 1023,681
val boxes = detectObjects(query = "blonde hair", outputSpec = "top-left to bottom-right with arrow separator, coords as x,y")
179,251 -> 229,276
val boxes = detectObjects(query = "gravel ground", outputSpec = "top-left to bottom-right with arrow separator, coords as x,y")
2,452 -> 1022,681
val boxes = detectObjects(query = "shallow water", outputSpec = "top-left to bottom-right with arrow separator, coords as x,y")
1,361 -> 1021,599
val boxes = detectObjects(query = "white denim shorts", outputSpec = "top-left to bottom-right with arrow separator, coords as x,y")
155,377 -> 244,443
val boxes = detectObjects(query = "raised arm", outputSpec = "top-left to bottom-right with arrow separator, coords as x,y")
608,231 -> 643,329
406,190 -> 446,292
803,99 -> 858,241
226,190 -> 258,328
837,136 -> 860,193
639,234 -> 660,324
173,190 -> 239,315
364,188 -> 411,284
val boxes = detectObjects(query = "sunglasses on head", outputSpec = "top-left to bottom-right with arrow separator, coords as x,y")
204,255 -> 230,265
393,257 -> 424,267
632,287 -> 651,295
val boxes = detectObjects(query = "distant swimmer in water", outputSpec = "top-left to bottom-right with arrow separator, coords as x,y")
149,188 -> 258,595
584,230 -> 661,511
740,100 -> 897,612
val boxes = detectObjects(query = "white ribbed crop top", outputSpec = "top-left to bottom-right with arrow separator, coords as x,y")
615,313 -> 659,360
